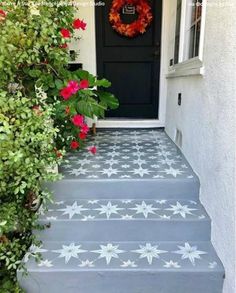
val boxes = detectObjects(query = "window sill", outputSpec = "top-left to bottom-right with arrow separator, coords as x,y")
166,57 -> 204,78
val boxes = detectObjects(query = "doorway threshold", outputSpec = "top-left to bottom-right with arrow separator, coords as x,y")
96,119 -> 164,128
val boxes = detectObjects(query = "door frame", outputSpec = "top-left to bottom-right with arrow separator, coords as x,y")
94,0 -> 168,128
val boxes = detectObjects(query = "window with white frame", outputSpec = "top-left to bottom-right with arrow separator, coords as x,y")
174,0 -> 204,65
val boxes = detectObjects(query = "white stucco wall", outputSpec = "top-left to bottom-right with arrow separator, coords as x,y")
70,5 -> 97,75
164,1 -> 236,292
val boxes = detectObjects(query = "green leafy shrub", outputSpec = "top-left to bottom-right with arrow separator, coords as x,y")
0,1 -> 118,290
0,91 -> 63,289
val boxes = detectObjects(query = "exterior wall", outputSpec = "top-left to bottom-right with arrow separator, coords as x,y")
164,1 -> 236,293
71,5 -> 97,75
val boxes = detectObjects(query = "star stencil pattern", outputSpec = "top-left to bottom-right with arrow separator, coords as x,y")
59,129 -> 195,179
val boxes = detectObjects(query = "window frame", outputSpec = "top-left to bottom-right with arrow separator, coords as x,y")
168,0 -> 206,77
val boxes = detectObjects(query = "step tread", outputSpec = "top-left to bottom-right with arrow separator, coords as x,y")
59,129 -> 198,181
40,199 -> 209,222
23,241 -> 223,273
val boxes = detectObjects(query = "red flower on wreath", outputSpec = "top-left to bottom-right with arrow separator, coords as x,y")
109,0 -> 153,38
60,28 -> 71,38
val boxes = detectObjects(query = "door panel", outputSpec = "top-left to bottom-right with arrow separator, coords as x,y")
95,0 -> 162,118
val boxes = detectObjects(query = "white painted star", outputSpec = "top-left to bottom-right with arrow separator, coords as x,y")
92,243 -> 125,264
87,175 -> 99,179
159,215 -> 171,220
174,242 -> 207,266
121,200 -> 132,204
130,201 -> 158,218
105,158 -> 119,165
107,151 -> 120,157
133,158 -> 147,165
121,164 -> 130,168
122,156 -> 130,160
132,168 -> 150,177
166,202 -> 197,218
95,201 -> 124,219
153,175 -> 164,178
209,261 -> 218,269
53,243 -> 87,264
55,201 -> 64,205
46,216 -> 57,220
68,168 -> 88,176
101,167 -> 118,177
155,200 -> 167,204
24,245 -> 48,262
163,260 -> 181,268
120,175 -> 131,178
81,215 -> 95,221
121,214 -> 134,220
163,167 -> 184,177
79,260 -> 95,267
88,200 -> 99,204
77,159 -> 91,166
159,158 -> 178,165
151,164 -> 160,168
58,201 -> 88,219
121,260 -> 137,268
92,164 -> 101,168
38,259 -> 54,268
132,243 -> 167,264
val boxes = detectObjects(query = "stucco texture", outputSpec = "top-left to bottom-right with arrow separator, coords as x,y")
165,1 -> 236,293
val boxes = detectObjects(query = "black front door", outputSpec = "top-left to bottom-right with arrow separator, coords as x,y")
95,0 -> 162,118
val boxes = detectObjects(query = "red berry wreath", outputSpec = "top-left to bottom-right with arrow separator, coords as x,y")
109,0 -> 153,38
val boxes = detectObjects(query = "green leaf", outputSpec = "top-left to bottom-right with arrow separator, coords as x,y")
96,91 -> 119,110
95,78 -> 111,88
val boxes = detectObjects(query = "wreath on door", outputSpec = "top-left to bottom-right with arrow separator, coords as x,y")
109,0 -> 153,38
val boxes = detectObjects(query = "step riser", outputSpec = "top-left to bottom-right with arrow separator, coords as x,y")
46,179 -> 200,200
37,220 -> 211,241
18,271 -> 224,293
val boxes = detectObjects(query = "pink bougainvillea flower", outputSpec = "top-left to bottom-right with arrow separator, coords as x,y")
0,10 -> 6,18
70,140 -> 79,150
60,86 -> 73,100
72,114 -> 84,127
88,146 -> 97,155
68,80 -> 80,94
79,79 -> 89,89
59,43 -> 68,49
73,19 -> 87,30
60,28 -> 71,38
80,123 -> 89,134
79,132 -> 87,140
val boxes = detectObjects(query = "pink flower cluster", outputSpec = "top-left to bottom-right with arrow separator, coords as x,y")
68,114 -> 96,154
60,80 -> 89,100
60,19 -> 87,46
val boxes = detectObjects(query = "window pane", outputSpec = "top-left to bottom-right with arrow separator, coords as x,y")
185,0 -> 202,60
174,0 -> 182,64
